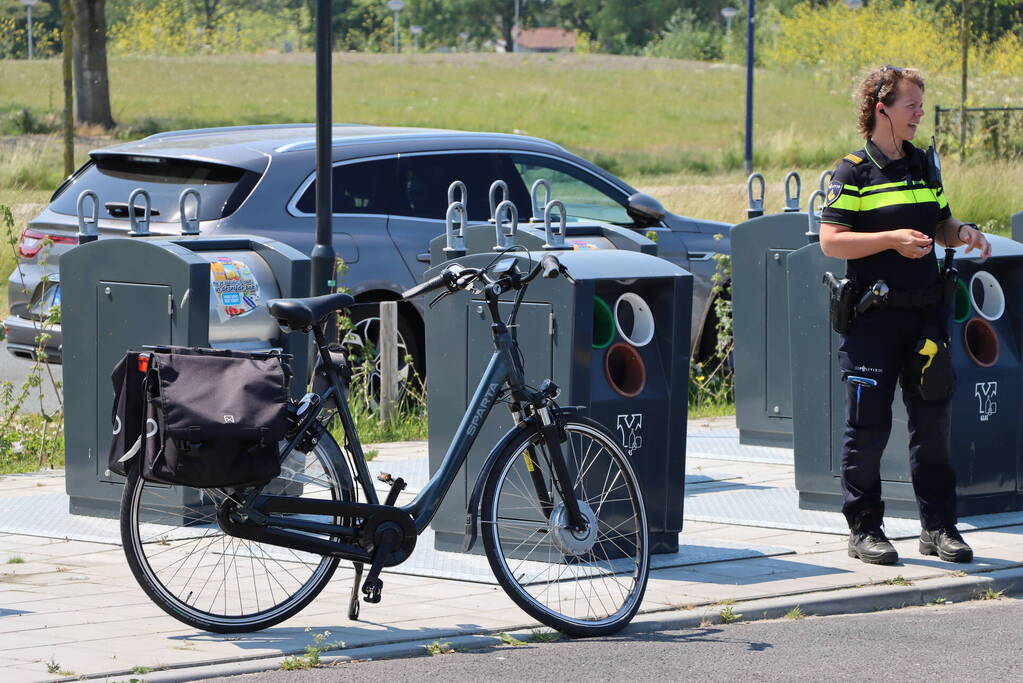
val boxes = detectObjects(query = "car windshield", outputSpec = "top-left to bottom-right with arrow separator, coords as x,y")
49,155 -> 262,222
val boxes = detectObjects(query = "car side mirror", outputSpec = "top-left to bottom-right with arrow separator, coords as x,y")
626,193 -> 666,227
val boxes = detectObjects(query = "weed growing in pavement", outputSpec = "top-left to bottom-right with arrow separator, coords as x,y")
280,629 -> 344,670
527,628 -> 561,643
884,575 -> 913,586
718,606 -> 743,624
952,570 -> 968,577
129,665 -> 152,674
6,556 -> 24,564
784,606 -> 805,620
698,616 -> 714,628
977,587 -> 1005,601
928,597 -> 950,606
45,657 -> 74,676
497,632 -> 527,647
425,641 -> 455,655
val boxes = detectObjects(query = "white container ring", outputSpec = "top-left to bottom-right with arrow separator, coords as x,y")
614,293 -> 655,347
969,271 -> 1005,322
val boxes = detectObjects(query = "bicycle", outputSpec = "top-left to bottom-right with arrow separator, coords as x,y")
120,252 -> 650,638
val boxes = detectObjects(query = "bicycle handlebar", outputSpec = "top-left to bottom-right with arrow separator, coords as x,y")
402,255 -> 571,302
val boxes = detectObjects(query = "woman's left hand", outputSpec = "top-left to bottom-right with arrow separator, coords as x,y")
961,224 -> 992,258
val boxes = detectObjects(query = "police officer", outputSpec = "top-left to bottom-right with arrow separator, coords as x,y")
819,66 -> 991,565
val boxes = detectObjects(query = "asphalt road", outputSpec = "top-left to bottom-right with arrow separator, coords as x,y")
0,349 -> 62,414
211,598 -> 1023,682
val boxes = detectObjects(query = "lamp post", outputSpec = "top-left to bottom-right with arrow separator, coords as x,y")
459,31 -> 469,52
844,0 -> 863,8
386,0 -> 404,54
743,0 -> 755,174
23,0 -> 38,60
721,6 -> 737,36
410,24 -> 422,52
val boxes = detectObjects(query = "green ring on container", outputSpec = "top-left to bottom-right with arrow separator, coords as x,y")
592,296 -> 615,349
953,279 -> 972,323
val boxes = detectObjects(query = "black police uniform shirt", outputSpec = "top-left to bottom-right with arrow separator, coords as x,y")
821,139 -> 951,291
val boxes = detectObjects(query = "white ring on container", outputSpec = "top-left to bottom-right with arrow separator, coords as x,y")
614,293 -> 655,347
969,271 -> 1005,321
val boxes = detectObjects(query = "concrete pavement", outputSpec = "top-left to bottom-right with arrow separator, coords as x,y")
2,417 -> 1023,682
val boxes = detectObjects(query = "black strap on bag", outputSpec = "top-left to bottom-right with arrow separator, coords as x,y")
108,346 -> 293,488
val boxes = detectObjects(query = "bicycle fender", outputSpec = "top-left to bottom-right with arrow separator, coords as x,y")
462,406 -> 585,552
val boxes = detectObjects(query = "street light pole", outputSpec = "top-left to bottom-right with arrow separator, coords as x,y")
410,24 -> 421,52
312,0 -> 335,300
513,0 -> 520,53
743,0 -> 755,174
721,6 -> 737,37
386,0 -> 404,54
23,0 -> 38,60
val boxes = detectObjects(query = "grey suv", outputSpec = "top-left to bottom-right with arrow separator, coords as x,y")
5,124 -> 732,370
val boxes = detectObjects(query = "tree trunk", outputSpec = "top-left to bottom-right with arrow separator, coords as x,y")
72,0 -> 114,129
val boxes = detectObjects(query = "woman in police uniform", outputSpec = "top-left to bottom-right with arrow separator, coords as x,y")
819,66 -> 991,565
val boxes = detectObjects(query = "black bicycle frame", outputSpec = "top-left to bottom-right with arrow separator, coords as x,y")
236,282 -> 585,561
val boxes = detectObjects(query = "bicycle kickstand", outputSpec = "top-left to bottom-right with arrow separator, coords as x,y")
348,562 -> 364,620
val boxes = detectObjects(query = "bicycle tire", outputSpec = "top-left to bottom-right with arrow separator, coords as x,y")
481,415 -> 650,637
120,432 -> 354,633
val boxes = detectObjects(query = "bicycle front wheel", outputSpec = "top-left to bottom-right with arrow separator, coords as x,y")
120,434 -> 353,633
481,415 -> 650,637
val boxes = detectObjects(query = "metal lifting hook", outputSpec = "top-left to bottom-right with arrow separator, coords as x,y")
530,178 -> 551,222
179,188 -> 201,235
447,180 -> 468,220
76,190 -> 99,244
128,188 -> 151,237
783,171 -> 801,213
543,199 -> 569,250
806,189 -> 824,243
488,180 -> 508,222
444,200 -> 467,254
493,199 -> 518,250
746,173 -> 765,219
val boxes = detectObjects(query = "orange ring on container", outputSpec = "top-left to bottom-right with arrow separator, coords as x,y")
604,342 -> 646,398
963,317 -> 999,367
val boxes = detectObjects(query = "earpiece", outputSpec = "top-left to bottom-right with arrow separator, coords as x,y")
880,108 -> 889,117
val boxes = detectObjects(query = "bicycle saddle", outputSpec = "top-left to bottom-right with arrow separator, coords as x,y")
268,293 -> 355,328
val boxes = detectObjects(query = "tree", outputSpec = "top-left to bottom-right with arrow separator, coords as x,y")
72,0 -> 114,128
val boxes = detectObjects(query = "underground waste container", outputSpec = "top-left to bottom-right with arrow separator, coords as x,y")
789,230 -> 1023,517
61,233 -> 311,517
420,245 -> 692,555
731,174 -> 815,448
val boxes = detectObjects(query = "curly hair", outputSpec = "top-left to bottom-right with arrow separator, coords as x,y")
856,66 -> 926,138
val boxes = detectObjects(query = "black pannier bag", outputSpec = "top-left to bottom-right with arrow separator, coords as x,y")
107,346 -> 292,488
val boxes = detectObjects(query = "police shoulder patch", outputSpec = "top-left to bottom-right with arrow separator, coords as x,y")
843,153 -> 864,165
825,180 -> 844,207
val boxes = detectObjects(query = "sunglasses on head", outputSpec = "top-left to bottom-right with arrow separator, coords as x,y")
874,65 -> 904,102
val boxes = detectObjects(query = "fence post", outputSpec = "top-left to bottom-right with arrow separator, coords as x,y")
379,301 -> 399,424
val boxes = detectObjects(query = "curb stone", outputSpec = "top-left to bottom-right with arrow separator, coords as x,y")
86,565 -> 1023,683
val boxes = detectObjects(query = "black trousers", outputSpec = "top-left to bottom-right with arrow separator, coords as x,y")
838,306 -> 957,531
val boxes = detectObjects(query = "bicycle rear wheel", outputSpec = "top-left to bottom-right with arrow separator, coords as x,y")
120,434 -> 353,633
481,415 -> 649,637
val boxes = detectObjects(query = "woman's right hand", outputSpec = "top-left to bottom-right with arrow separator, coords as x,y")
889,229 -> 933,259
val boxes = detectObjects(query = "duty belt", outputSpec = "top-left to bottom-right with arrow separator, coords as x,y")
876,285 -> 945,310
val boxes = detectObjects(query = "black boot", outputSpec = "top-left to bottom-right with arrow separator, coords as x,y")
848,515 -> 898,565
920,526 -> 973,563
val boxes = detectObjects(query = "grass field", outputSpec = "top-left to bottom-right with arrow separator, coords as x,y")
1,53 -> 1021,317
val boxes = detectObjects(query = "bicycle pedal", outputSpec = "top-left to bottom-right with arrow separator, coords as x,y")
361,576 -> 383,604
383,477 -> 407,507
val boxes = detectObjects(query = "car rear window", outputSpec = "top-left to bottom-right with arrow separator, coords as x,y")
49,155 -> 262,222
293,157 -> 397,215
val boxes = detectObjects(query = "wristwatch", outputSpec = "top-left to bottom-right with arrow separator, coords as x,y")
958,222 -> 978,242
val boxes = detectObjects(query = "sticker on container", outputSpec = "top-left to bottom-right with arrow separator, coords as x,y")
571,240 -> 599,251
210,256 -> 261,322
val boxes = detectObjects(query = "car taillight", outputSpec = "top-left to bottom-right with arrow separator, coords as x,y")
17,229 -> 78,259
